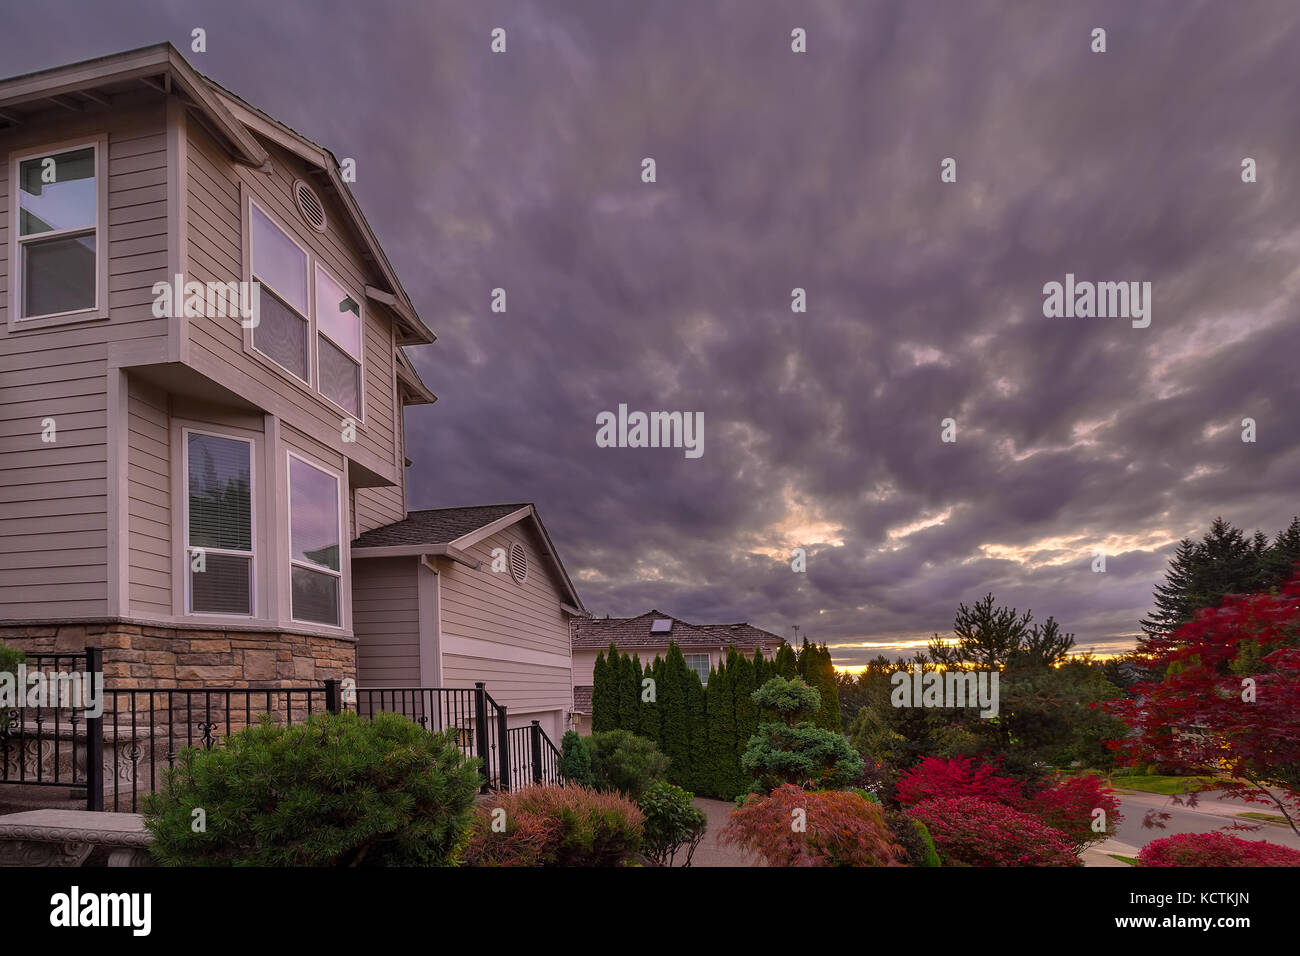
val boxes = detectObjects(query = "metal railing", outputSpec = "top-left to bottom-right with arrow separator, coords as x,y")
0,646 -> 100,800
1,648 -> 566,811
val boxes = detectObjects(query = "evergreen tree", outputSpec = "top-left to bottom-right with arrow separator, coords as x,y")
1266,517 -> 1300,586
591,649 -> 613,733
639,657 -> 663,745
1141,517 -> 1269,638
658,643 -> 694,789
630,654 -> 644,736
615,648 -> 638,731
773,643 -> 798,678
812,644 -> 842,730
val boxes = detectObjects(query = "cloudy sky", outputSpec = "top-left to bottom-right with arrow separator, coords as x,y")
7,1 -> 1299,668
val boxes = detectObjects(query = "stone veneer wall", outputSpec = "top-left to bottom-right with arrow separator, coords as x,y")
0,622 -> 355,688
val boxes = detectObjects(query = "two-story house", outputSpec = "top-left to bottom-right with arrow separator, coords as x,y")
0,44 -> 583,742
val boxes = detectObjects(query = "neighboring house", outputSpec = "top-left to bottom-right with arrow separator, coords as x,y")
352,504 -> 585,741
0,45 -> 583,730
570,610 -> 784,735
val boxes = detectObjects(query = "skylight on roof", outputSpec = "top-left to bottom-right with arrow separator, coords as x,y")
651,618 -> 672,634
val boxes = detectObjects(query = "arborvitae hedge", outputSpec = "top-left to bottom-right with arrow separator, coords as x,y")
797,639 -> 842,730
590,639 -> 802,800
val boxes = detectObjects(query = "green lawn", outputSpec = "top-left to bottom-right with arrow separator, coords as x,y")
1107,854 -> 1138,866
1106,774 -> 1223,795
1236,811 -> 1289,826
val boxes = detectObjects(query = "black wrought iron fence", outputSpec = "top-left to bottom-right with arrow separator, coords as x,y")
2,648 -> 566,812
505,720 -> 564,787
0,646 -> 101,800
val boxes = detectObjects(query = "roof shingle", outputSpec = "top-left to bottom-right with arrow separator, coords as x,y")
571,610 -> 784,651
352,504 -> 528,548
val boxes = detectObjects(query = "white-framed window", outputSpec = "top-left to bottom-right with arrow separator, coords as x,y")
249,200 -> 311,382
9,139 -> 107,325
183,429 -> 255,616
288,451 -> 343,627
314,264 -> 363,416
243,194 -> 367,423
684,653 -> 711,685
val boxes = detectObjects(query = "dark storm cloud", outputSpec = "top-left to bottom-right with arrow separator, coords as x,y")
7,0 -> 1298,666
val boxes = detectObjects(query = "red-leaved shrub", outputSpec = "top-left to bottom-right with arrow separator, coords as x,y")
462,783 -> 643,866
720,784 -> 903,867
908,796 -> 1080,866
895,756 -> 1027,808
1138,832 -> 1300,867
1029,775 -> 1122,853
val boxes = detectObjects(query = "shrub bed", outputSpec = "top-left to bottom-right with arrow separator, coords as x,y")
908,796 -> 1080,867
1138,832 -> 1300,867
463,784 -> 644,866
720,784 -> 902,866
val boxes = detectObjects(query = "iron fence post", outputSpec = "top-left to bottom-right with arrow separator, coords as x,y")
85,647 -> 103,812
530,720 -> 543,785
474,682 -> 491,792
323,679 -> 341,715
497,705 -> 511,792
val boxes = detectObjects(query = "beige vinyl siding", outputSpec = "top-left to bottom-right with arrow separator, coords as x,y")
436,523 -> 574,717
439,525 -> 573,658
440,655 -> 572,715
182,120 -> 401,494
352,556 -> 420,686
0,103 -> 170,619
355,484 -> 404,536
126,377 -> 171,615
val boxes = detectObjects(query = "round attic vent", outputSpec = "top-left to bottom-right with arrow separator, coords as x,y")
509,543 -> 528,584
293,179 -> 328,232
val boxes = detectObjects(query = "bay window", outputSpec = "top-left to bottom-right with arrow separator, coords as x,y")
315,265 -> 362,415
185,431 -> 254,615
250,202 -> 310,381
13,143 -> 103,322
245,197 -> 365,420
288,453 -> 342,626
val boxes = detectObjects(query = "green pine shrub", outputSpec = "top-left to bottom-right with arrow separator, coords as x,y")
559,730 -> 594,786
588,729 -> 670,799
142,710 -> 481,866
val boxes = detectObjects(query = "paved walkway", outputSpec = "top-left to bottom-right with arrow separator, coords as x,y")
690,797 -> 763,867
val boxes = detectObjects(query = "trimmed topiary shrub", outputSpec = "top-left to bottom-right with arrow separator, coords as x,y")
638,780 -> 707,867
588,729 -> 670,799
559,730 -> 594,786
908,796 -> 1080,867
741,676 -> 864,793
720,784 -> 902,867
143,710 -> 481,866
1137,832 -> 1300,867
463,783 -> 644,866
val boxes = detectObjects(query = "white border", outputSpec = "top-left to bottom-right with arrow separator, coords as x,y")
286,449 -> 345,629
6,136 -> 109,330
181,427 -> 257,617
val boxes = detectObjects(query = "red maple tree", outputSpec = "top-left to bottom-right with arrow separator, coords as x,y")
1104,570 -> 1300,836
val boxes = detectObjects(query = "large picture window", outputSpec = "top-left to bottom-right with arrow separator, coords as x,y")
288,454 -> 342,626
185,431 -> 254,615
250,202 -> 310,381
14,144 -> 100,320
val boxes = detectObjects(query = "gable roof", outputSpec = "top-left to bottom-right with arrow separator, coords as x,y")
353,503 -> 585,613
0,43 -> 434,347
571,610 -> 785,651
